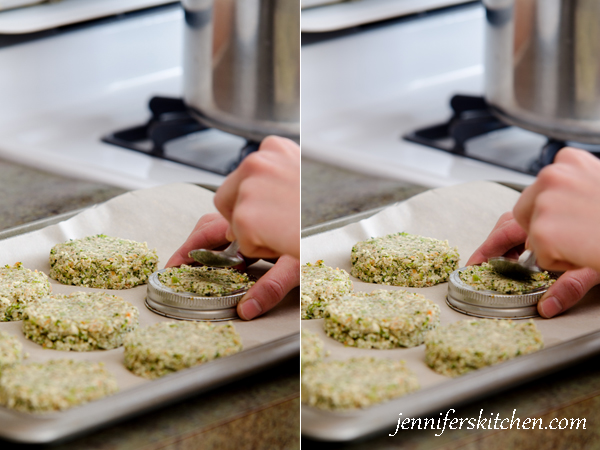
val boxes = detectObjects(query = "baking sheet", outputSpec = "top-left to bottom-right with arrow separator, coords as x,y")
301,181 -> 600,441
0,183 -> 299,443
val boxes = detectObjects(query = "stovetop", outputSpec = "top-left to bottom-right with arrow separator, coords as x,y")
301,3 -> 539,188
0,2 -> 573,192
0,4 -> 232,190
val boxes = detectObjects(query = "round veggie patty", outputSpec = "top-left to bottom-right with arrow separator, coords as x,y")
0,331 -> 22,370
157,264 -> 254,296
301,260 -> 353,320
458,262 -> 554,294
23,291 -> 139,351
301,328 -> 326,369
49,234 -> 158,289
351,232 -> 459,287
324,289 -> 440,349
302,357 -> 419,410
0,359 -> 118,413
0,262 -> 51,321
425,319 -> 544,377
123,321 -> 243,379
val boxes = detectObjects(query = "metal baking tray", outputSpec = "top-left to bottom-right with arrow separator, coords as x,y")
0,207 -> 299,444
301,209 -> 600,442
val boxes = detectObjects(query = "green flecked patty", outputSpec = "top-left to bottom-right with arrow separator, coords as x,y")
157,265 -> 254,296
459,263 -> 554,294
324,289 -> 440,349
301,329 -> 326,370
22,291 -> 139,351
0,263 -> 51,321
0,359 -> 118,413
0,331 -> 23,370
301,357 -> 419,410
124,321 -> 243,379
425,319 -> 544,377
301,260 -> 353,320
49,234 -> 158,289
351,232 -> 460,287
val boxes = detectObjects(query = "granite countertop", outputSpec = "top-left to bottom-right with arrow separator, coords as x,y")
301,157 -> 600,449
0,158 -> 300,450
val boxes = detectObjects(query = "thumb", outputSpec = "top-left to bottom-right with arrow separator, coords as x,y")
537,268 -> 600,318
237,255 -> 300,320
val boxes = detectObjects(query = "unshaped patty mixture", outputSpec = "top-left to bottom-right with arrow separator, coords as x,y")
425,319 -> 544,377
324,289 -> 440,349
0,331 -> 23,370
157,264 -> 254,296
22,291 -> 139,351
0,262 -> 51,321
0,359 -> 118,413
301,260 -> 353,320
301,357 -> 419,410
49,234 -> 158,289
351,232 -> 460,287
458,262 -> 554,294
123,321 -> 243,379
301,328 -> 326,370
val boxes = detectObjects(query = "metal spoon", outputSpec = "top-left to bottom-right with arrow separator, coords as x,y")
188,241 -> 243,267
488,249 -> 540,279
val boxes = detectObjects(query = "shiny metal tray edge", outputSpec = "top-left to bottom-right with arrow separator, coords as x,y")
300,199 -> 600,442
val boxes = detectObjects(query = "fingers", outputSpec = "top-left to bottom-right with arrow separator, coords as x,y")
467,212 -> 528,265
214,136 -> 286,222
213,135 -> 300,259
553,146 -> 595,166
513,175 -> 544,233
237,255 -> 300,320
538,268 -> 600,318
513,147 -> 588,233
165,213 -> 230,267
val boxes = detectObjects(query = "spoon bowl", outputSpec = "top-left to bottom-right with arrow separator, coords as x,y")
488,249 -> 539,279
189,241 -> 243,268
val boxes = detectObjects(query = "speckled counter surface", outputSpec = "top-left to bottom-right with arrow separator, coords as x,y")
301,157 -> 600,449
0,158 -> 300,450
301,158 -> 428,229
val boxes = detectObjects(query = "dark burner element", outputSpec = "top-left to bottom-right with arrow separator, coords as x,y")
403,94 -> 566,175
102,96 -> 259,175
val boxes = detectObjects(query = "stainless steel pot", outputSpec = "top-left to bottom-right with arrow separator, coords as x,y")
182,0 -> 300,143
484,0 -> 600,144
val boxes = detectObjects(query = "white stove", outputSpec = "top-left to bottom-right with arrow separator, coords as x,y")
1,2 -> 545,191
301,3 -> 539,188
0,4 -> 236,190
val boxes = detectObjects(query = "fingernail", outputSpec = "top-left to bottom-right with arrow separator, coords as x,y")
540,296 -> 563,318
239,298 -> 262,320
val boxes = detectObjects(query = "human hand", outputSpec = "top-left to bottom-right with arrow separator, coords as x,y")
213,136 -> 300,260
236,255 -> 299,320
166,213 -> 231,268
468,211 -> 600,318
513,147 -> 600,273
466,211 -> 528,266
166,213 -> 299,320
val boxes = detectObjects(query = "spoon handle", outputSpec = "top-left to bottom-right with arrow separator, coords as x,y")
518,250 -> 536,269
223,240 -> 240,257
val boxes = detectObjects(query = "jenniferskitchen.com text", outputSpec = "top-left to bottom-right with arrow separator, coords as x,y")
390,409 -> 586,437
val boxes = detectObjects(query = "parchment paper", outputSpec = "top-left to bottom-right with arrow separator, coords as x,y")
301,181 -> 600,391
0,183 -> 299,393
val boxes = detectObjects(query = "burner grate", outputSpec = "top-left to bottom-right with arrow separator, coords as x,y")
403,94 -> 569,176
102,96 -> 259,176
